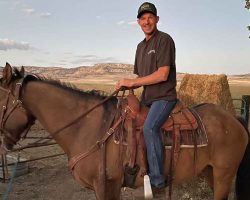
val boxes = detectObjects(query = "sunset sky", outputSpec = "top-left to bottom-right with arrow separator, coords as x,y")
0,0 -> 249,74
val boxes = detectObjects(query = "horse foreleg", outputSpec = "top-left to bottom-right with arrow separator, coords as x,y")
94,179 -> 122,200
106,180 -> 122,200
93,179 -> 105,200
203,165 -> 214,190
213,166 -> 236,200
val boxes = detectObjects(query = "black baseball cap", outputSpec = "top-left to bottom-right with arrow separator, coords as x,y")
137,2 -> 157,18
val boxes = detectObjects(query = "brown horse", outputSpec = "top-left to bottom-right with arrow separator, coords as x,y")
0,63 -> 249,200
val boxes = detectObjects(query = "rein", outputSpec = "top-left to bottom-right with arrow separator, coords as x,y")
68,111 -> 127,170
68,89 -> 128,170
50,88 -> 122,136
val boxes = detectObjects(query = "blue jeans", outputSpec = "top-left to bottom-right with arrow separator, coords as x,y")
143,100 -> 176,188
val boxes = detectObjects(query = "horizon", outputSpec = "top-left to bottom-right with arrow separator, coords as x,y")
0,0 -> 249,75
0,62 -> 249,76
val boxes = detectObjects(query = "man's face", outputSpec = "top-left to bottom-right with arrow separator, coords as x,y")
137,13 -> 159,36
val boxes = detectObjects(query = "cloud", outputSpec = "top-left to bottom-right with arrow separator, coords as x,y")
1,0 -> 51,19
0,38 -> 30,51
74,55 -> 98,59
117,20 -> 125,26
64,52 -> 73,55
71,55 -> 117,65
128,21 -> 137,26
21,7 -> 51,18
22,8 -> 35,15
59,59 -> 69,63
117,20 -> 137,27
39,12 -> 51,18
4,1 -> 52,18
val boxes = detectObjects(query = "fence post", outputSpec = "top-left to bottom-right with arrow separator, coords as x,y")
241,95 -> 250,126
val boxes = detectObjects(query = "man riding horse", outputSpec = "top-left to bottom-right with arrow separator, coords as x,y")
116,2 -> 177,192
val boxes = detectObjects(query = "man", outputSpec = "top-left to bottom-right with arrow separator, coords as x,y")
115,2 -> 177,189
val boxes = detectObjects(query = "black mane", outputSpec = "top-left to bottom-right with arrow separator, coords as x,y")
25,74 -> 109,100
2,67 -> 112,101
13,67 -> 23,79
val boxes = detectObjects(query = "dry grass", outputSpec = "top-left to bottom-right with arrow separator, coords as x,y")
72,81 -> 250,115
72,82 -> 143,98
229,84 -> 250,98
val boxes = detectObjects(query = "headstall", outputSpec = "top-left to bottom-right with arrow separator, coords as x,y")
0,76 -> 35,152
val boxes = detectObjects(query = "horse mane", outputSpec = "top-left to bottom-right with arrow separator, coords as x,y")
0,67 -> 108,100
29,76 -> 118,111
13,67 -> 23,78
28,75 -> 109,100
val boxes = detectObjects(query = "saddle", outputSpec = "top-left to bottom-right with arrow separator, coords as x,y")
116,90 -> 207,189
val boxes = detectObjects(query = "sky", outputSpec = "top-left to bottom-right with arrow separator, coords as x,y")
0,0 -> 249,75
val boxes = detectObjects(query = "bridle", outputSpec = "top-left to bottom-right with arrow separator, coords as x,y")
0,76 -> 35,152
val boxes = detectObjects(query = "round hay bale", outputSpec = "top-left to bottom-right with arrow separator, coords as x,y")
178,74 -> 235,115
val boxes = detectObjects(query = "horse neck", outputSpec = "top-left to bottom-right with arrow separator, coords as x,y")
22,81 -> 115,156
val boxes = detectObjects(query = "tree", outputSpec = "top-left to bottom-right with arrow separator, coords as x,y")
246,0 -> 250,9
246,0 -> 250,37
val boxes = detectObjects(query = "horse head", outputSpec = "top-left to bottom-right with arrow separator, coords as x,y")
0,63 -> 35,154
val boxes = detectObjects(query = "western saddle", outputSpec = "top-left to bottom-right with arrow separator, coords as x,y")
117,90 -> 207,192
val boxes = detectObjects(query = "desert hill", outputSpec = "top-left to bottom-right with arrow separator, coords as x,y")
2,63 -> 136,84
0,63 -> 249,85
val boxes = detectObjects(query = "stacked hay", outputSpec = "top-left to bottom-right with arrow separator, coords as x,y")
178,74 -> 235,115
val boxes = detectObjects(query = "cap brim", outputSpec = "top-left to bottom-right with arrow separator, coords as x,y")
137,10 -> 156,18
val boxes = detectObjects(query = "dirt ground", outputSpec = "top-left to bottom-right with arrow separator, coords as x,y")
0,123 -> 235,200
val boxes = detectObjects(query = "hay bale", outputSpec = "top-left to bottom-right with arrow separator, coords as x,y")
178,74 -> 235,115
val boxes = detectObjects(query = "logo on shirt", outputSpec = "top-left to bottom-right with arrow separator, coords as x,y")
147,49 -> 155,55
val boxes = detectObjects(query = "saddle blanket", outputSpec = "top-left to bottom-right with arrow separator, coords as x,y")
161,128 -> 208,149
113,126 -> 208,149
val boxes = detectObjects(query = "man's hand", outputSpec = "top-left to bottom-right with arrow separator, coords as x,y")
115,79 -> 135,90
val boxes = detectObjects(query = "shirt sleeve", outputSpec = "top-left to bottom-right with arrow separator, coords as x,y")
156,35 -> 175,68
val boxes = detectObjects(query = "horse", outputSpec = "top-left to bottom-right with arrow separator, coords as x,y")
0,62 -> 249,200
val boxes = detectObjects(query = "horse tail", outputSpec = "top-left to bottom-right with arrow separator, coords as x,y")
235,117 -> 250,200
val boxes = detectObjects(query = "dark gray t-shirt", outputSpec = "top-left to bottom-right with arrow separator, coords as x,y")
134,29 -> 177,106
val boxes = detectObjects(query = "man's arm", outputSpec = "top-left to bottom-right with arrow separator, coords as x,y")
115,66 -> 170,89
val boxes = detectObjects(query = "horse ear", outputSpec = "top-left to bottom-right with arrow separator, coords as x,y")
20,66 -> 25,77
3,62 -> 13,84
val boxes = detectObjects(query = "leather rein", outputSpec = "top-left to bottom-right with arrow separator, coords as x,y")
68,89 -> 129,171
